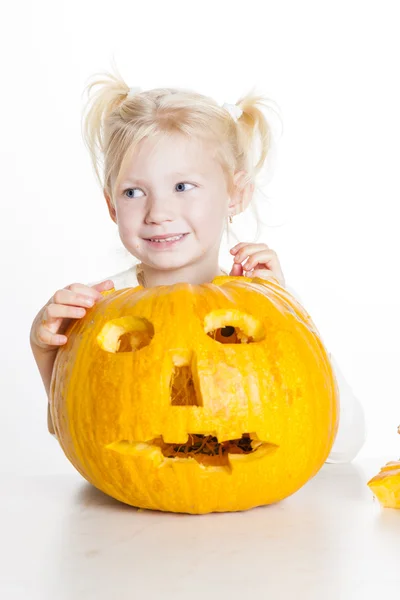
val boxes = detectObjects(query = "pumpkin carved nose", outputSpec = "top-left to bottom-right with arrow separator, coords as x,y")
170,365 -> 201,406
169,350 -> 202,406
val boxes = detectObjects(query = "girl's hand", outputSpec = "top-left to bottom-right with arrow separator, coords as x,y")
30,279 -> 115,351
229,242 -> 286,287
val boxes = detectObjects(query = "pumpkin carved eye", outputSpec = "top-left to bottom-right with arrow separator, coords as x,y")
97,317 -> 154,353
210,326 -> 241,344
204,309 -> 265,344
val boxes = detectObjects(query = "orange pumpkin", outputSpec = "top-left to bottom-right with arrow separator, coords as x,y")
50,275 -> 339,514
367,426 -> 400,509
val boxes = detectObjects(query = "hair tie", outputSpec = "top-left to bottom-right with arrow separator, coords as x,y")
222,102 -> 243,122
126,86 -> 142,99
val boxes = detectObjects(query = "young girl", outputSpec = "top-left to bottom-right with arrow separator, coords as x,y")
30,71 -> 365,463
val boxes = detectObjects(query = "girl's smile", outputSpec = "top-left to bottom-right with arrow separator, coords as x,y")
143,232 -> 190,250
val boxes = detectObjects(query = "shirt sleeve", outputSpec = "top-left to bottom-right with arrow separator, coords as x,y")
285,284 -> 366,463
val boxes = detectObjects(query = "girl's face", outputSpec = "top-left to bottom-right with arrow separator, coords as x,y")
108,132 -> 233,272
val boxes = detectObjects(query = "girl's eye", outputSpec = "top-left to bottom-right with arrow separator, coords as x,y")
124,188 -> 143,199
175,182 -> 195,192
123,182 -> 195,199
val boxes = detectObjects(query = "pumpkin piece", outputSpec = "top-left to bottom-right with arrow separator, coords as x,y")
367,463 -> 400,509
49,275 -> 339,514
367,426 -> 400,509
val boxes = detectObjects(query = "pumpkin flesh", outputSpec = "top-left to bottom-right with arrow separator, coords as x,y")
367,461 -> 400,509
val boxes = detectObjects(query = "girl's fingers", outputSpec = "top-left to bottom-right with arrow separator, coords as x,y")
230,242 -> 254,256
91,279 -> 115,292
36,325 -> 68,347
38,302 -> 89,347
229,243 -> 285,286
229,263 -> 243,276
52,288 -> 97,307
63,280 -> 114,302
242,249 -> 278,271
52,280 -> 115,306
65,283 -> 103,299
43,304 -> 87,322
243,249 -> 285,284
33,280 -> 114,351
232,243 -> 270,263
230,242 -> 247,255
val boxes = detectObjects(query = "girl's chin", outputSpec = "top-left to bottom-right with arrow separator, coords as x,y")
138,251 -> 204,272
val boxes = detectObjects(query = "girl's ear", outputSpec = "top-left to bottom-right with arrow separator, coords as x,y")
228,170 -> 255,216
104,190 -> 117,223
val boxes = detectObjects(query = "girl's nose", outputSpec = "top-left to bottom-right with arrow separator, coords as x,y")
144,194 -> 176,224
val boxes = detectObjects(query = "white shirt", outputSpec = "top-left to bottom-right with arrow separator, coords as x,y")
102,265 -> 366,464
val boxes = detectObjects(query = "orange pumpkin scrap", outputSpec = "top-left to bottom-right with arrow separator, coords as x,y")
367,426 -> 400,509
50,275 -> 339,514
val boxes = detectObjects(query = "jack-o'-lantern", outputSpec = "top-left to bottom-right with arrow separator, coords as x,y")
50,275 -> 339,514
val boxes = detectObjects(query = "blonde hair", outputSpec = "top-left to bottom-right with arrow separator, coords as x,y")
81,65 -> 283,214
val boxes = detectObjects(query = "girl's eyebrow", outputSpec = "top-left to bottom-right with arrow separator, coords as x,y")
119,171 -> 205,186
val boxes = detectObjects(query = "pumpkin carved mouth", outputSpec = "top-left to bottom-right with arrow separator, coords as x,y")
107,433 -> 279,468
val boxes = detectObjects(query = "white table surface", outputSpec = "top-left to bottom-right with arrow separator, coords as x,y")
1,457 -> 399,600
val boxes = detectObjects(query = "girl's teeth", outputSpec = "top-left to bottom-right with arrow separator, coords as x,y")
150,235 -> 183,242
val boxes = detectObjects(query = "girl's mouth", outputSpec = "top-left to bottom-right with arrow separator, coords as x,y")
144,233 -> 189,249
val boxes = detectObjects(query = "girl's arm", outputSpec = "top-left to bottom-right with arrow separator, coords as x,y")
29,339 -> 58,433
285,284 -> 366,463
30,280 -> 114,435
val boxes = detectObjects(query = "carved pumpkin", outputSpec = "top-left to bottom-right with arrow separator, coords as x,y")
50,275 -> 339,514
367,426 -> 400,509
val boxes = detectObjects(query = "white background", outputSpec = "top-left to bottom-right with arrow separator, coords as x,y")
1,0 -> 399,475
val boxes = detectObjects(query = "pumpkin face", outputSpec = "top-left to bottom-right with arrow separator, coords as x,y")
50,275 -> 339,514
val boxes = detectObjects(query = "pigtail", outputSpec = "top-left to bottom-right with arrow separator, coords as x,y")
235,86 -> 283,188
81,66 -> 130,190
227,88 -> 284,243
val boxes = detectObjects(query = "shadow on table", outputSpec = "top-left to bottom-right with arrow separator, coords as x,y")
46,461 -> 387,599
